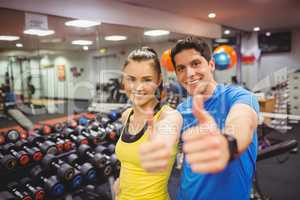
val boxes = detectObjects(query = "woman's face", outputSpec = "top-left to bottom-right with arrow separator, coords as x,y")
123,60 -> 161,107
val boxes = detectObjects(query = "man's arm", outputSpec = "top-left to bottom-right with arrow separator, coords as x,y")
224,103 -> 258,155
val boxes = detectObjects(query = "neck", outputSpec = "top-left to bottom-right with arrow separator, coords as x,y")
132,98 -> 159,117
202,80 -> 218,101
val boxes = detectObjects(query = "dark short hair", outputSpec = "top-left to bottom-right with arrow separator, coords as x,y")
171,36 -> 211,67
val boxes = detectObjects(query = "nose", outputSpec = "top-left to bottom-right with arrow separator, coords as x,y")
186,66 -> 196,78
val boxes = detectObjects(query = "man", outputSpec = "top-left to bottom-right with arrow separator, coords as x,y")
140,37 -> 259,200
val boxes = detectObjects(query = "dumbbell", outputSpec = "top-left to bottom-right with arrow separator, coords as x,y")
41,154 -> 75,182
62,128 -> 89,146
0,152 -> 17,170
105,122 -> 123,142
19,177 -> 45,200
107,110 -> 122,122
14,140 -> 43,162
80,127 -> 107,145
30,165 -> 64,198
77,144 -> 107,169
66,154 -> 97,182
38,124 -> 52,136
26,131 -> 57,155
7,182 -> 32,200
95,144 -> 116,156
52,122 -> 64,133
0,144 -> 30,167
66,119 -> 78,129
45,133 -> 73,154
78,116 -> 90,127
110,154 -> 121,177
6,129 -> 20,143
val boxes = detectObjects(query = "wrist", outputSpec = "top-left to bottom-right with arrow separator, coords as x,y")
223,133 -> 238,161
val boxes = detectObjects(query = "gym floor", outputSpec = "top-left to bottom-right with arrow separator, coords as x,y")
0,100 -> 299,200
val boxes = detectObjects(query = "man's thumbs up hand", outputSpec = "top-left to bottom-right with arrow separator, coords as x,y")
182,95 -> 230,173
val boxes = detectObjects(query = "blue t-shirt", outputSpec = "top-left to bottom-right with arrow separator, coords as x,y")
177,84 -> 259,200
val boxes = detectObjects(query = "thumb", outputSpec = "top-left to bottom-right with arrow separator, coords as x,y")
192,95 -> 215,125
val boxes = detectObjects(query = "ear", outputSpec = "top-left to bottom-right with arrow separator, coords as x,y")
209,59 -> 215,72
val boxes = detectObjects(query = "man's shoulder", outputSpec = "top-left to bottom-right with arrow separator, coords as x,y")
176,97 -> 192,112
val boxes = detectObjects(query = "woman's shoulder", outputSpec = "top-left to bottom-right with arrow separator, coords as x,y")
121,107 -> 132,123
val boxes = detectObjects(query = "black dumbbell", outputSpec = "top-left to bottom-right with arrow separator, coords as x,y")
105,122 -> 123,142
78,144 -> 107,169
41,154 -> 75,182
7,182 -> 32,200
66,154 -> 97,182
0,152 -> 17,170
14,140 -> 43,162
1,143 -> 30,167
0,132 -> 6,145
52,122 -> 64,133
95,144 -> 116,156
62,127 -> 89,146
19,177 -> 45,200
110,154 -> 121,177
81,127 -> 107,145
26,131 -> 57,155
30,165 -> 64,197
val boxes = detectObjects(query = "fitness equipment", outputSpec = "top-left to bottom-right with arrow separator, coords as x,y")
0,152 -> 17,170
66,154 -> 97,183
14,140 -> 44,162
77,144 -> 107,169
62,127 -> 89,146
5,129 -> 20,143
26,132 -> 58,155
0,144 -> 30,167
7,182 -> 32,200
30,165 -> 65,198
213,45 -> 237,70
161,49 -> 174,72
41,154 -> 75,182
19,178 -> 45,200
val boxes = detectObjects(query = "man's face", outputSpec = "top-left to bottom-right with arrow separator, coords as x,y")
174,48 -> 215,96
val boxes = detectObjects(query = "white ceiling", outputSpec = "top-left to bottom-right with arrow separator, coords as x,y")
0,8 -> 186,52
118,0 -> 300,31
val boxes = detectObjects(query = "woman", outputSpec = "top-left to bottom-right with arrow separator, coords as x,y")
114,47 -> 182,200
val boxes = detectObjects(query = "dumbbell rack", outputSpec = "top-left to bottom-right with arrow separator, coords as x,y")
0,113 -> 123,200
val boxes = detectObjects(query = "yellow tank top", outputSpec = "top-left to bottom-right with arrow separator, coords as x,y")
115,105 -> 177,200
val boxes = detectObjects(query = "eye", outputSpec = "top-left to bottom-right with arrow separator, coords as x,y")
191,60 -> 201,67
126,76 -> 135,82
144,78 -> 152,82
176,65 -> 185,73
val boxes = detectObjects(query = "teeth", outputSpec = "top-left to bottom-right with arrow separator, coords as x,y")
187,80 -> 199,85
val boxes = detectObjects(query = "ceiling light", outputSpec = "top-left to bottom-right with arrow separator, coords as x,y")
224,30 -> 231,35
99,48 -> 107,54
265,32 -> 271,37
72,40 -> 93,45
65,20 -> 101,28
215,38 -> 229,43
40,38 -> 62,43
0,35 -> 20,41
208,13 -> 216,19
104,35 -> 127,41
16,43 -> 23,48
253,27 -> 260,32
83,46 -> 89,51
24,29 -> 55,36
144,30 -> 170,37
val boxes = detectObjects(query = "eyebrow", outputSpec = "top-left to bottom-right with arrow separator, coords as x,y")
126,74 -> 153,78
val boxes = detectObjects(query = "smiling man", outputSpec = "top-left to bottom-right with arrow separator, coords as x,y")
171,37 -> 259,200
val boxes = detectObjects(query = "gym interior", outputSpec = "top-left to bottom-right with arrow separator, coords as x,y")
0,1 -> 299,200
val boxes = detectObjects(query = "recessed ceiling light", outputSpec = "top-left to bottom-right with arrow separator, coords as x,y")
99,48 -> 107,54
104,35 -> 127,41
72,40 -> 93,45
224,30 -> 231,35
253,27 -> 260,32
65,20 -> 101,28
265,32 -> 271,37
24,29 -> 55,36
83,46 -> 89,51
0,35 -> 20,41
215,38 -> 229,43
144,30 -> 170,37
16,43 -> 23,48
41,38 -> 62,43
208,13 -> 216,19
